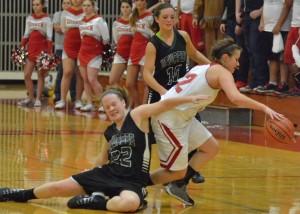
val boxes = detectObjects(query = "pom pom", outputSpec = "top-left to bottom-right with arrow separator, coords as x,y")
11,47 -> 28,67
35,51 -> 61,71
101,43 -> 116,70
292,44 -> 300,68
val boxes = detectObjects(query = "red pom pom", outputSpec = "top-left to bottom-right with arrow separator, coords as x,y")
11,47 -> 28,67
35,51 -> 61,71
101,43 -> 116,70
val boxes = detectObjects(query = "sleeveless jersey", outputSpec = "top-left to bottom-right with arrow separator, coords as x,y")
112,18 -> 133,61
78,15 -> 109,66
103,112 -> 154,186
161,64 -> 220,120
61,7 -> 84,58
148,30 -> 188,103
22,14 -> 53,61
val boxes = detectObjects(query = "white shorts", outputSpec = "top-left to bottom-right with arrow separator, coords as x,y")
62,50 -> 68,60
151,109 -> 212,171
78,55 -> 102,69
127,55 -> 145,66
113,53 -> 127,64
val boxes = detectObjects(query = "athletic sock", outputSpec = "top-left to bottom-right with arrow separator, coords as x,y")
176,166 -> 197,187
146,175 -> 154,186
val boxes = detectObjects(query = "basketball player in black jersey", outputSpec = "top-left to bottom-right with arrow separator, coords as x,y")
0,85 -> 210,212
143,3 -> 210,186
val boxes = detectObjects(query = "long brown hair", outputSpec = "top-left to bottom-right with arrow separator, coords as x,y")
130,0 -> 148,27
211,38 -> 242,63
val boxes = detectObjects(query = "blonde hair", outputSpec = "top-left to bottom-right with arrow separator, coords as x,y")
102,85 -> 130,108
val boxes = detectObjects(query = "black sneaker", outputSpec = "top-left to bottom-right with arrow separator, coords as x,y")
137,199 -> 148,210
191,172 -> 205,183
165,183 -> 194,206
67,192 -> 106,210
0,188 -> 27,202
256,83 -> 277,93
274,82 -> 289,94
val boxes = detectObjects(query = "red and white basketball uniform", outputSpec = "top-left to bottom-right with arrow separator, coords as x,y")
61,7 -> 85,59
20,14 -> 53,61
151,64 -> 219,170
78,15 -> 109,68
112,18 -> 133,64
128,12 -> 153,66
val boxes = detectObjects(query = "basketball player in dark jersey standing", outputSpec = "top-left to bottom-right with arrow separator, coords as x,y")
143,3 -> 210,184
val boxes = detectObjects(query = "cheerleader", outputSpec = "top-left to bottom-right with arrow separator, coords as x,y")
78,0 -> 110,111
55,0 -> 85,109
17,0 -> 53,107
109,0 -> 133,85
126,0 -> 153,108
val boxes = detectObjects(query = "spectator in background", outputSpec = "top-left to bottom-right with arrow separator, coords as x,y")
17,0 -> 53,107
283,0 -> 300,95
219,0 -> 250,89
257,0 -> 292,94
126,0 -> 153,108
77,0 -> 110,112
236,0 -> 269,93
177,0 -> 205,68
109,0 -> 133,85
52,0 -> 77,102
194,0 -> 224,60
146,0 -> 162,13
55,0 -> 85,109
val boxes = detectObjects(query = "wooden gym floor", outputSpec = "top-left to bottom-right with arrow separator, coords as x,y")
0,84 -> 300,214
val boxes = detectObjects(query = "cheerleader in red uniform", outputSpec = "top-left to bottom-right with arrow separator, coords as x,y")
17,0 -> 53,107
109,0 -> 133,85
55,0 -> 85,109
77,0 -> 110,111
126,0 -> 153,108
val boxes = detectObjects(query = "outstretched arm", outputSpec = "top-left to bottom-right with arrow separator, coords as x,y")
218,67 -> 284,120
131,94 -> 211,132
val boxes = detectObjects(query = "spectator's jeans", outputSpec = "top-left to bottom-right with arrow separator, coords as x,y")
54,50 -> 76,101
242,14 -> 269,87
225,19 -> 250,83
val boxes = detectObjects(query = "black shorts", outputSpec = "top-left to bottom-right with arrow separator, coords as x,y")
262,31 -> 288,61
72,167 -> 146,205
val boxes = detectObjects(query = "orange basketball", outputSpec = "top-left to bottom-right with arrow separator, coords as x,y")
264,117 -> 295,144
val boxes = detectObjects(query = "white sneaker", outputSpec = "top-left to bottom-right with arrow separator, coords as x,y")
80,103 -> 95,112
74,100 -> 83,109
55,100 -> 66,109
34,99 -> 41,107
98,106 -> 104,112
17,98 -> 34,106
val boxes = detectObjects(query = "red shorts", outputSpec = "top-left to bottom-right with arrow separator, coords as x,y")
284,27 -> 300,64
180,13 -> 205,51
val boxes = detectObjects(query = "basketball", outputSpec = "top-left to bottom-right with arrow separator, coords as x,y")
264,117 -> 295,144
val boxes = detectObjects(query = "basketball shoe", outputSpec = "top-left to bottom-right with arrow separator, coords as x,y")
191,172 -> 205,183
165,183 -> 194,206
0,188 -> 27,202
67,192 -> 106,210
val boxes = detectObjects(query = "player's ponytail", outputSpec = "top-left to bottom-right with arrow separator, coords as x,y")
211,38 -> 242,63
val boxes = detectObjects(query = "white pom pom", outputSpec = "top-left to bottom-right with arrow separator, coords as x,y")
292,44 -> 300,68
